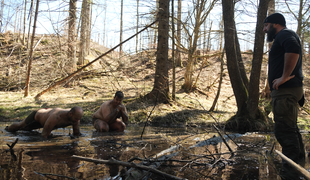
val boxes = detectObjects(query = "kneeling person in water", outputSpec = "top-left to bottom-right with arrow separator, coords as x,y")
6,107 -> 83,138
92,91 -> 128,132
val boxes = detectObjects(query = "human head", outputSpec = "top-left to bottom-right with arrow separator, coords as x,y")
113,91 -> 124,105
263,13 -> 286,27
69,106 -> 83,122
263,13 -> 286,42
114,91 -> 124,99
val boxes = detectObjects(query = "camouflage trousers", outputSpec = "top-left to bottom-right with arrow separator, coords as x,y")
271,87 -> 305,180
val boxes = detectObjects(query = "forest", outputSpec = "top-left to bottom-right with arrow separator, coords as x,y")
0,0 -> 309,130
1,0 -> 310,179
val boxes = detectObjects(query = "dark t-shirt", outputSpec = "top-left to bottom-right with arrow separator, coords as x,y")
268,28 -> 303,90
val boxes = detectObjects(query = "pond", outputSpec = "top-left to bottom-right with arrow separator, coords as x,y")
0,122 -> 309,180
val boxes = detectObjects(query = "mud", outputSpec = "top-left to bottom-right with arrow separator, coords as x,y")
0,122 -> 309,180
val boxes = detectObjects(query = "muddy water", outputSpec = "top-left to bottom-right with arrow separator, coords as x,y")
0,122 -> 309,180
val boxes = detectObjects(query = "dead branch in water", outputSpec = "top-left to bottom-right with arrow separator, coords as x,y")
72,155 -> 186,180
7,138 -> 18,150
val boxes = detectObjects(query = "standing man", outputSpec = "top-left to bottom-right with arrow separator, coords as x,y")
263,13 -> 305,180
92,91 -> 128,132
6,107 -> 83,139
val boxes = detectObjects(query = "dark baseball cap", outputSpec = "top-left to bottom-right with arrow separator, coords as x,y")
263,13 -> 286,26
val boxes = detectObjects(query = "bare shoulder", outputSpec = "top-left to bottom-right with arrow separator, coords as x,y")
99,100 -> 113,110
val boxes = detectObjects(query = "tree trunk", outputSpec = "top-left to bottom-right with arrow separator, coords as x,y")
147,0 -> 169,103
222,0 -> 247,115
182,0 -> 217,92
175,0 -> 182,67
120,0 -> 123,57
24,0 -> 39,97
260,0 -> 274,98
172,0 -> 176,100
68,0 -> 77,74
86,1 -> 92,56
78,0 -> 89,65
247,0 -> 270,119
27,0 -> 34,49
136,0 -> 139,53
235,29 -> 249,89
0,0 -> 4,32
209,49 -> 225,111
22,0 -> 27,44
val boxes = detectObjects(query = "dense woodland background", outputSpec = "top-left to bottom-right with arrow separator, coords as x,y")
0,0 -> 310,132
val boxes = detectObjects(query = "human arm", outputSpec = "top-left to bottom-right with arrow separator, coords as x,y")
72,120 -> 81,137
107,105 -> 128,124
41,117 -> 56,139
272,53 -> 299,90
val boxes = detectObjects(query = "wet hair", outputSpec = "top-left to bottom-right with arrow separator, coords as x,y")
114,91 -> 124,99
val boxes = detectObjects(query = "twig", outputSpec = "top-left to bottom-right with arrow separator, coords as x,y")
7,138 -> 19,150
72,155 -> 187,180
141,90 -> 159,139
212,125 -> 234,156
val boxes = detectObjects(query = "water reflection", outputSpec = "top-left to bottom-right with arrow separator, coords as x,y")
0,122 -> 309,179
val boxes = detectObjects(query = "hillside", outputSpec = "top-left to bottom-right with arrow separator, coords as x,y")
1,32 -> 310,130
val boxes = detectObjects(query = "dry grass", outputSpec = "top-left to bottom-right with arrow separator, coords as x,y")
1,32 -> 310,131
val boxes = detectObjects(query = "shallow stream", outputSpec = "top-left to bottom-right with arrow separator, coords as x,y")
0,122 -> 309,180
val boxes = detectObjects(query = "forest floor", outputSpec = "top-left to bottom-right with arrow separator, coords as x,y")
1,32 -> 310,131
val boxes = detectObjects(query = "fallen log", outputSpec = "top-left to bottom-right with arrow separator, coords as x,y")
275,150 -> 310,180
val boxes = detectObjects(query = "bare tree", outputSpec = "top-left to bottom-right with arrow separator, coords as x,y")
260,0 -> 274,99
147,0 -> 169,103
79,0 -> 91,65
223,0 -> 271,132
120,0 -> 123,57
136,0 -> 139,53
178,0 -> 218,92
175,0 -> 182,66
172,0 -> 176,100
68,0 -> 77,73
24,0 -> 39,97
0,0 -> 4,32
22,0 -> 27,44
27,0 -> 34,49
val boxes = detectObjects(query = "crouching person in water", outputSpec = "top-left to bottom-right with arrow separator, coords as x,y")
6,107 -> 83,138
92,91 -> 128,132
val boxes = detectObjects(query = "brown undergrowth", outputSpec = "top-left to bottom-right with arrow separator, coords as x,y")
1,32 -> 310,131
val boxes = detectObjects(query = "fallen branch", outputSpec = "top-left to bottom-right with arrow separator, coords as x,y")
7,138 -> 18,150
35,20 -> 158,100
72,155 -> 186,180
275,150 -> 310,180
213,125 -> 234,155
189,133 -> 243,149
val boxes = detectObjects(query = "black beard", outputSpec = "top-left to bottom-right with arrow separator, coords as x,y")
266,25 -> 277,42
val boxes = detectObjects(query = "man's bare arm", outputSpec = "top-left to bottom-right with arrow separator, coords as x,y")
72,121 -> 81,136
107,108 -> 120,124
120,106 -> 128,123
41,118 -> 56,138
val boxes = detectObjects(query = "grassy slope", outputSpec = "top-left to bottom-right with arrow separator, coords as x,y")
1,32 -> 310,131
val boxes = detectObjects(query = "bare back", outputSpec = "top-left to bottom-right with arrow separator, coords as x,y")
35,108 -> 72,128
